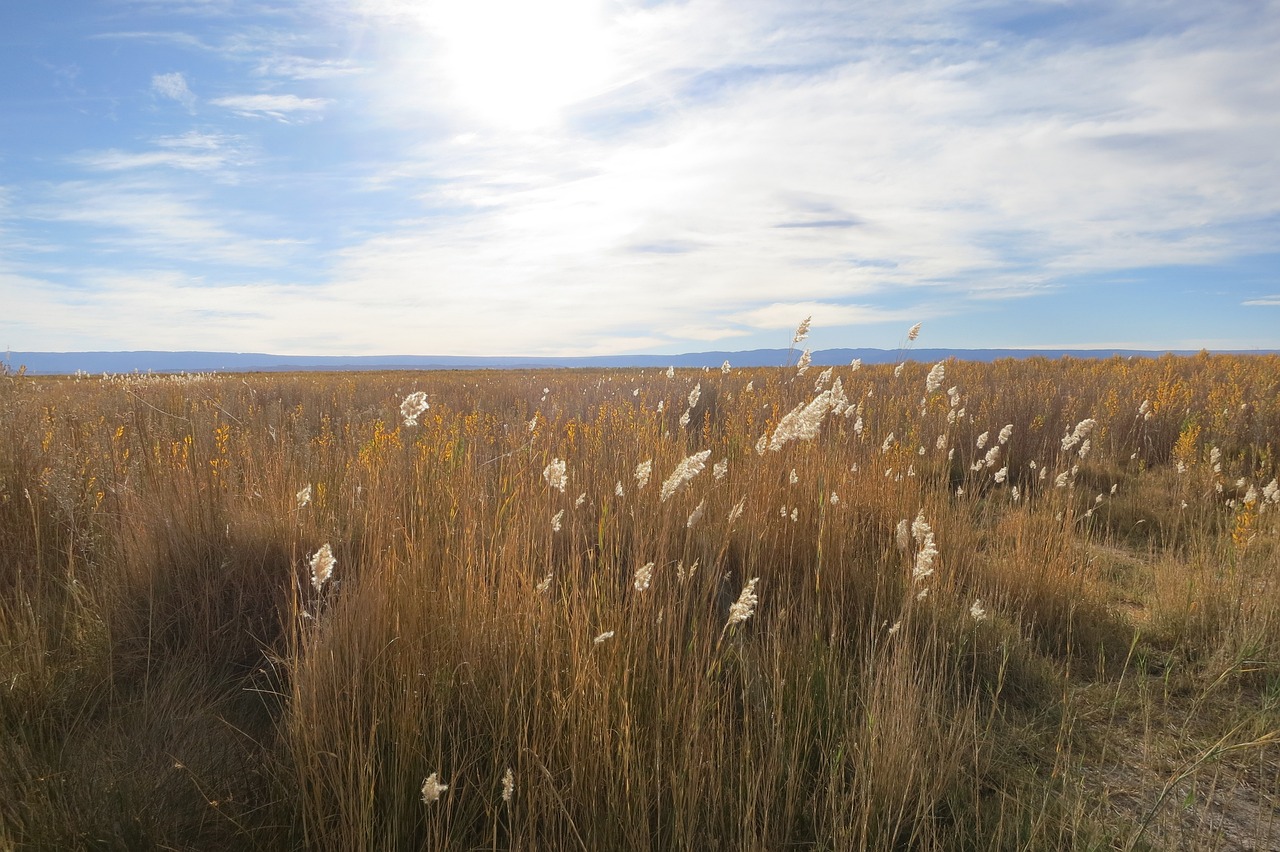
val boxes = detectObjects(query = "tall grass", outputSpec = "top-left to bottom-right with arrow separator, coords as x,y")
1,353 -> 1278,849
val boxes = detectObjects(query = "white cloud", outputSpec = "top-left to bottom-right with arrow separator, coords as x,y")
73,132 -> 249,174
74,149 -> 224,172
31,179 -> 303,267
211,93 -> 331,121
151,71 -> 196,110
1243,296 -> 1280,306
309,0 -> 1280,352
728,302 -> 925,332
254,55 -> 364,80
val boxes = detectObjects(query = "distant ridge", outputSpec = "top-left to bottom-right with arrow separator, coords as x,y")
4,347 -> 1276,376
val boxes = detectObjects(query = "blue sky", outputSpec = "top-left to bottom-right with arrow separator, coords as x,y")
2,0 -> 1277,356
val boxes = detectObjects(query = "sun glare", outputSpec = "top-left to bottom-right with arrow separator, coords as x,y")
424,0 -> 615,129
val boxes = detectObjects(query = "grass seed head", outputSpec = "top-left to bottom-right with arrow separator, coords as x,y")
726,578 -> 760,627
660,450 -> 711,502
970,599 -> 988,622
421,772 -> 448,804
634,562 -> 654,591
925,362 -> 945,394
543,458 -> 568,492
400,391 -> 430,427
686,499 -> 706,529
309,544 -> 335,591
793,315 -> 811,344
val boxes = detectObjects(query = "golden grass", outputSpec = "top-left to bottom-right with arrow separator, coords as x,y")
1,353 -> 1278,849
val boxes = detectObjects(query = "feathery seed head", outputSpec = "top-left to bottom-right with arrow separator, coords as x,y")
634,562 -> 655,591
728,497 -> 746,525
421,773 -> 448,804
726,578 -> 760,627
635,459 -> 653,489
896,519 -> 911,551
911,510 -> 930,542
769,391 -> 837,450
796,349 -> 812,376
309,544 -> 335,591
925,362 -> 945,394
502,768 -> 514,803
296,484 -> 312,510
660,450 -> 712,501
907,321 -> 922,341
912,533 -> 938,582
793,315 -> 811,344
543,458 -> 568,492
400,391 -> 430,427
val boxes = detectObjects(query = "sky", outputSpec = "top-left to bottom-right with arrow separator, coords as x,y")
1,0 -> 1278,357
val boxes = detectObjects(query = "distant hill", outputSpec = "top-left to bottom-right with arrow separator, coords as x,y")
3,347 -> 1275,376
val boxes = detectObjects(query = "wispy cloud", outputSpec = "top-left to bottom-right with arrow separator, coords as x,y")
30,178 -> 303,267
1243,295 -> 1280,306
254,55 -> 364,80
73,132 -> 249,174
211,92 -> 330,121
729,302 -> 927,331
151,71 -> 196,110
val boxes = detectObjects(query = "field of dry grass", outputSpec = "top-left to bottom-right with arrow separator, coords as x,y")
2,349 -> 1278,850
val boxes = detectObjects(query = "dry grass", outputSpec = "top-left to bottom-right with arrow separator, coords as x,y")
1,353 -> 1278,850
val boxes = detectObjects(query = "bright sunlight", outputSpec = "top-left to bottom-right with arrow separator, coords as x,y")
423,0 -> 616,128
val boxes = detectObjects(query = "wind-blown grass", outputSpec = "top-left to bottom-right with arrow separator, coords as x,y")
1,353 -> 1278,849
